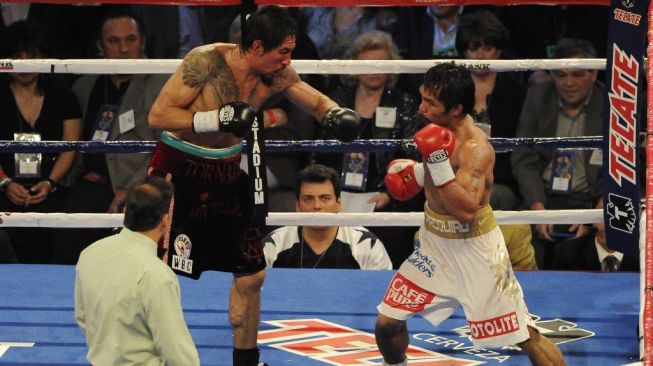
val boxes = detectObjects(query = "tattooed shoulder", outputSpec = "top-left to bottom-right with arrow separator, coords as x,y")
181,48 -> 222,89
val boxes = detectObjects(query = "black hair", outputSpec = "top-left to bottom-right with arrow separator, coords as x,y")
295,164 -> 341,200
552,37 -> 597,59
422,62 -> 475,115
123,176 -> 173,232
98,6 -> 143,40
455,10 -> 510,55
0,20 -> 50,59
241,5 -> 297,53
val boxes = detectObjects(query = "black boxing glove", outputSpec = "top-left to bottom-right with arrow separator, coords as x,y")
321,106 -> 361,142
192,101 -> 255,137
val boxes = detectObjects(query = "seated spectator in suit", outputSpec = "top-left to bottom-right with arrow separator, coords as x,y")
263,164 -> 392,269
0,20 -> 82,263
511,38 -> 604,269
393,5 -> 462,60
552,197 -> 639,271
53,8 -> 168,264
392,6 -> 463,98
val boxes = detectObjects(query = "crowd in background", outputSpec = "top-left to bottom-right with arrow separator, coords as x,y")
0,3 -> 638,272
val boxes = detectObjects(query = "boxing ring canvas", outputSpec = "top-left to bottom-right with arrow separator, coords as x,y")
0,265 -> 640,365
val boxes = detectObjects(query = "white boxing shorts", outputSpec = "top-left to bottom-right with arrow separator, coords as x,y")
377,204 -> 535,348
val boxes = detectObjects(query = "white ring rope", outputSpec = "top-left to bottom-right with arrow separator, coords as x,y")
0,58 -> 607,75
0,57 -> 607,229
0,209 -> 603,228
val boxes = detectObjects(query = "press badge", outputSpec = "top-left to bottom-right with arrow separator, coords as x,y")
92,104 -> 118,142
342,152 -> 369,191
118,109 -> 136,134
14,133 -> 41,178
550,150 -> 576,194
375,107 -> 396,128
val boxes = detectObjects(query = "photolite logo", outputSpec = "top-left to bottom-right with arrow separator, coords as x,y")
468,312 -> 520,340
258,318 -> 482,365
382,273 -> 435,312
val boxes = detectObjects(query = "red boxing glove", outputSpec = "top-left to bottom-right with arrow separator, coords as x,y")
384,159 -> 425,201
414,124 -> 456,188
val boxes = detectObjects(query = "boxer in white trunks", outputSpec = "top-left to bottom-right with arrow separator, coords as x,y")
375,63 -> 567,366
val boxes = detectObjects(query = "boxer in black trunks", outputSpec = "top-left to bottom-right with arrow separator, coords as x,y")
148,5 -> 360,366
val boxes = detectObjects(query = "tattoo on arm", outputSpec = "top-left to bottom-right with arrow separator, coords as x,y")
181,49 -> 239,106
182,51 -> 218,88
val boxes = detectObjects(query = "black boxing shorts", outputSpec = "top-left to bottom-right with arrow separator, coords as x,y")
148,132 -> 266,279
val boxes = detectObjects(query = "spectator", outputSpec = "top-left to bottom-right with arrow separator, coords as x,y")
552,197 -> 639,271
455,10 -> 526,211
318,30 -> 422,200
264,164 -> 392,269
393,6 -> 463,98
0,20 -> 82,263
511,38 -> 603,269
75,175 -> 200,366
313,30 -> 424,267
394,6 -> 462,59
53,9 -> 168,264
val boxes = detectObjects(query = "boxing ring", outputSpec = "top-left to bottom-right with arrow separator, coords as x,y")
0,265 -> 640,365
0,0 -> 650,365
